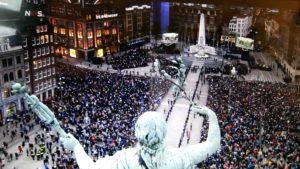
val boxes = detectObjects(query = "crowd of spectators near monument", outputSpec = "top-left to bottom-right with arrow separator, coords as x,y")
1,58 -> 300,169
111,49 -> 150,70
198,76 -> 300,169
46,63 -> 171,165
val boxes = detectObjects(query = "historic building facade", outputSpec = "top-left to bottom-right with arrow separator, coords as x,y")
46,0 -> 124,60
169,3 -> 223,46
0,36 -> 25,123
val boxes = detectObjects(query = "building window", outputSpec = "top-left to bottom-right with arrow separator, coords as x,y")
38,60 -> 42,68
42,47 -> 45,55
32,37 -> 36,46
54,27 -> 58,33
69,29 -> 74,37
33,49 -> 37,58
43,70 -> 47,78
112,28 -> 117,35
9,72 -> 14,81
18,70 -> 23,79
50,35 -> 53,42
44,82 -> 47,89
87,30 -> 93,39
35,85 -> 39,92
39,83 -> 43,91
46,57 -> 50,65
51,46 -> 54,53
36,37 -> 40,45
24,51 -> 28,60
40,35 -> 44,44
25,62 -> 29,71
39,72 -> 43,80
16,55 -> 21,64
45,46 -> 49,54
33,61 -> 37,69
26,75 -> 30,84
44,35 -> 49,43
2,59 -> 7,67
77,31 -> 83,38
3,74 -> 9,82
96,29 -> 101,37
48,79 -> 52,87
61,28 -> 66,35
7,58 -> 13,66
52,67 -> 55,75
42,58 -> 46,67
51,57 -> 55,64
23,38 -> 27,47
37,48 -> 41,57
34,72 -> 38,81
48,68 -> 51,76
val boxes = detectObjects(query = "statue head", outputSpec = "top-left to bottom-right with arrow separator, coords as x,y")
135,111 -> 166,151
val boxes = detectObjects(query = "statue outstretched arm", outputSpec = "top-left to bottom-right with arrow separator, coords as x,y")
184,106 -> 221,164
11,83 -> 67,137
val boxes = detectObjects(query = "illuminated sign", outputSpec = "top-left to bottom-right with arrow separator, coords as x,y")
97,49 -> 103,57
235,37 -> 254,50
24,10 -> 44,17
95,13 -> 118,20
125,5 -> 151,11
70,49 -> 76,58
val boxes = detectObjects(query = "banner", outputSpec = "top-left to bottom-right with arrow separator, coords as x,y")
235,37 -> 254,50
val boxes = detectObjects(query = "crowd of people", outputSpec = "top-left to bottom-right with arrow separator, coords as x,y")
45,63 -> 172,164
197,76 -> 299,169
111,49 -> 150,70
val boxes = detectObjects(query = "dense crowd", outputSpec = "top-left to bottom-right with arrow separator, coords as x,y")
111,49 -> 150,70
45,63 -> 171,165
198,76 -> 300,169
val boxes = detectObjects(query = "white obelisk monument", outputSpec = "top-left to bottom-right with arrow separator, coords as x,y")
188,13 -> 216,58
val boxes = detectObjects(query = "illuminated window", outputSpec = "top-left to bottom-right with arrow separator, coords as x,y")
44,25 -> 48,32
112,28 -> 117,35
38,60 -> 42,68
96,29 -> 101,37
54,27 -> 58,33
77,31 -> 83,38
103,22 -> 109,27
40,36 -> 44,44
69,29 -> 74,37
33,61 -> 37,69
87,31 -> 93,39
61,28 -> 66,35
44,35 -> 49,43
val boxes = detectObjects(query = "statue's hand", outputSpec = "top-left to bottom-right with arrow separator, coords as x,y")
59,133 -> 80,151
191,105 -> 211,116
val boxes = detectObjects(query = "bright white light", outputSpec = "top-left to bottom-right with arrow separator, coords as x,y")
0,0 -> 22,12
0,25 -> 16,38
